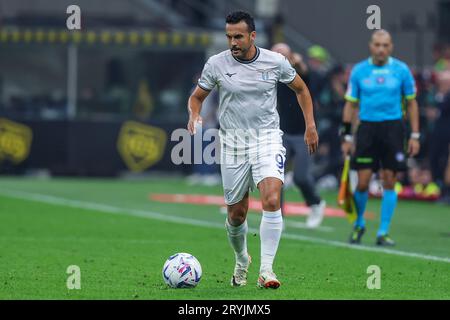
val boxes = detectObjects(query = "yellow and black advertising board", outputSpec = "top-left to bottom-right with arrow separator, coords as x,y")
0,118 -> 33,165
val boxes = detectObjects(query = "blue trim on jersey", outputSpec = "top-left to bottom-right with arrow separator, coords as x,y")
345,57 -> 416,122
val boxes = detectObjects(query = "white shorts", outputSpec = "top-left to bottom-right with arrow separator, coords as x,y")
220,143 -> 286,205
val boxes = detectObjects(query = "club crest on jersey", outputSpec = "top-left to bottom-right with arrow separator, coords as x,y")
376,76 -> 385,84
257,69 -> 271,81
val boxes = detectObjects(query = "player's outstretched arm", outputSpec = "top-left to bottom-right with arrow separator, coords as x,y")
187,86 -> 210,135
287,74 -> 318,154
406,98 -> 420,156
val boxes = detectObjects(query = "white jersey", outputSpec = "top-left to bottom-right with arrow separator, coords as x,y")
198,47 -> 296,154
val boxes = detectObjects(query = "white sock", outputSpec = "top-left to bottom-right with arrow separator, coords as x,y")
260,209 -> 283,273
225,218 -> 249,267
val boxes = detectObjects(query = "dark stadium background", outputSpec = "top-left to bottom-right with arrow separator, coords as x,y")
0,0 -> 449,197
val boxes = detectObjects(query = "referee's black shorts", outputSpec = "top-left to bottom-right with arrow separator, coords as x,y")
351,120 -> 407,172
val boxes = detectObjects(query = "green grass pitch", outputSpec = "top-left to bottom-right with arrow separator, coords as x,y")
0,177 -> 449,299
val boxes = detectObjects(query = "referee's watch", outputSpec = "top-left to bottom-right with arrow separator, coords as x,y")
343,135 -> 354,143
410,132 -> 421,140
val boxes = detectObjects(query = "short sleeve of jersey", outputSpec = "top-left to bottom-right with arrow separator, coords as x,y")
279,56 -> 297,84
345,67 -> 360,102
198,58 -> 217,91
402,65 -> 416,100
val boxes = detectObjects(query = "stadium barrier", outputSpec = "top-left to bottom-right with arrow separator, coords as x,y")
0,118 -> 188,176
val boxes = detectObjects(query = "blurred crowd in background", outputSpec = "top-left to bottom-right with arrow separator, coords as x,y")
290,41 -> 450,204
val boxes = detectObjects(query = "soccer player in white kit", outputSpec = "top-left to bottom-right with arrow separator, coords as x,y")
187,11 -> 318,289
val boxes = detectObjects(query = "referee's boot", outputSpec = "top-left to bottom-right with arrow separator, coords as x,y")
349,226 -> 366,244
376,234 -> 396,247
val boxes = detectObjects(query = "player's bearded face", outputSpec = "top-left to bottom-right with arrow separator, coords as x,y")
226,22 -> 255,59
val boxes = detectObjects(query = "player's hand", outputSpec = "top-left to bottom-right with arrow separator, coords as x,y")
407,138 -> 420,157
304,125 -> 319,155
341,141 -> 353,158
187,114 -> 202,135
290,52 -> 303,66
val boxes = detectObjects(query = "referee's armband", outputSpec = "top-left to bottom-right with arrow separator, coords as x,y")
339,122 -> 353,142
339,122 -> 352,136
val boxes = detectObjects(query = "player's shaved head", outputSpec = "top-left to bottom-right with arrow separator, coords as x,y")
369,29 -> 393,65
271,43 -> 292,58
371,29 -> 392,43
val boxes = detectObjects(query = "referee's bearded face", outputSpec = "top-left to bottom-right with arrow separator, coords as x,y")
369,33 -> 393,65
226,21 -> 256,60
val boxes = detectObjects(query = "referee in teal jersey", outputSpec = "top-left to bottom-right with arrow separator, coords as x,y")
341,30 -> 420,246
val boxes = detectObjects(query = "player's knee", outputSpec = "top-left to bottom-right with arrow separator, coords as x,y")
383,180 -> 395,190
356,183 -> 369,192
228,215 -> 246,226
382,173 -> 396,189
262,194 -> 280,211
228,208 -> 246,226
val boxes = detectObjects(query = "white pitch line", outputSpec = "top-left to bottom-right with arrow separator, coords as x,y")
1,189 -> 449,264
285,221 -> 334,232
228,211 -> 334,233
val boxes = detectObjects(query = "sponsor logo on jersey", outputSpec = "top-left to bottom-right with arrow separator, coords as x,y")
372,69 -> 390,74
